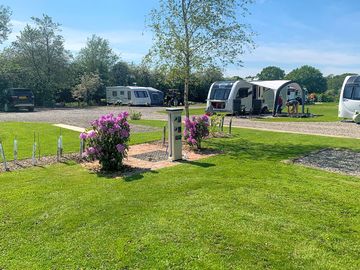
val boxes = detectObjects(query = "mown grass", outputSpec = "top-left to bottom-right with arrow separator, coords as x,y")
1,125 -> 360,269
0,121 -> 165,160
258,102 -> 339,122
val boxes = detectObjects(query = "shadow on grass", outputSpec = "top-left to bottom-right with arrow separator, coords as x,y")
94,165 -> 159,182
178,160 -> 216,168
205,135 -> 333,162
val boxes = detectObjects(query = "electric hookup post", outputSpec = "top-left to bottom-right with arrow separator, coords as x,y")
166,108 -> 183,161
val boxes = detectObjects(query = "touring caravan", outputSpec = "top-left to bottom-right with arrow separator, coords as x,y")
106,86 -> 152,106
338,75 -> 360,119
206,80 -> 270,114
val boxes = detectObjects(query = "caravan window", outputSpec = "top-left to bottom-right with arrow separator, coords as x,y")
353,86 -> 360,100
210,82 -> 233,100
343,85 -> 353,99
128,91 -> 131,99
236,88 -> 250,99
120,91 -> 124,95
134,90 -> 148,98
112,91 -> 117,97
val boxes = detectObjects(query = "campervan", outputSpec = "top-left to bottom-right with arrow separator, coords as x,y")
206,80 -> 270,114
338,75 -> 360,119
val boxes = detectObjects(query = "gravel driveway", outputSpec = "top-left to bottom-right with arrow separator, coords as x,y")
0,106 -> 359,139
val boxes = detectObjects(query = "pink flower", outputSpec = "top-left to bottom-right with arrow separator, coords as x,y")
87,130 -> 97,139
116,144 -> 126,153
87,147 -> 96,155
79,132 -> 87,140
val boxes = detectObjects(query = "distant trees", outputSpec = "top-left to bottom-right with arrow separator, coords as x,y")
0,5 -> 12,44
76,35 -> 118,84
72,72 -> 103,105
10,15 -> 71,105
147,0 -> 254,117
257,66 -> 285,80
285,65 -> 327,93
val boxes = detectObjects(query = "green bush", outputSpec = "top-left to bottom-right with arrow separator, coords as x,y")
129,110 -> 142,120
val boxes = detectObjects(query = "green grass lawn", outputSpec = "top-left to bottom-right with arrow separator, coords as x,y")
1,125 -> 360,269
258,102 -> 339,122
0,121 -> 166,160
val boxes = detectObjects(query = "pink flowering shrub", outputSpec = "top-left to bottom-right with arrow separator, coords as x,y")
184,115 -> 209,149
80,112 -> 130,171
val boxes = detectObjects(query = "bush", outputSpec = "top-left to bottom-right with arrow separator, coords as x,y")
209,113 -> 225,135
80,112 -> 130,171
184,115 -> 209,149
130,110 -> 142,120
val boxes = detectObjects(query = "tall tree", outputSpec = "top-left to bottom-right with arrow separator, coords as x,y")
76,35 -> 118,84
0,5 -> 12,44
257,66 -> 285,80
72,72 -> 103,105
285,65 -> 327,93
148,0 -> 254,117
326,73 -> 357,94
11,15 -> 71,105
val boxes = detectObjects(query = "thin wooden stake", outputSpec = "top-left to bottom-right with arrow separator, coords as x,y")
0,142 -> 8,171
162,126 -> 166,145
229,117 -> 233,135
13,136 -> 18,165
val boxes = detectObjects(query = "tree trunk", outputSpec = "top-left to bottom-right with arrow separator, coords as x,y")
184,75 -> 190,118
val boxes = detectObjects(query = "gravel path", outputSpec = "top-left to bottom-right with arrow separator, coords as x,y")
0,106 -> 166,133
0,106 -> 359,139
294,149 -> 360,176
228,118 -> 360,139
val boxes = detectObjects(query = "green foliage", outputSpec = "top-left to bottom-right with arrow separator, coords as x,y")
72,72 -> 103,105
286,65 -> 327,93
76,35 -> 118,84
317,89 -> 338,103
10,15 -> 71,106
1,127 -> 360,268
326,73 -> 357,94
147,0 -> 255,117
209,113 -> 225,134
0,5 -> 11,44
129,110 -> 142,120
257,66 -> 285,80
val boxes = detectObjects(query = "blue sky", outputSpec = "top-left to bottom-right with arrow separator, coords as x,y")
2,0 -> 360,77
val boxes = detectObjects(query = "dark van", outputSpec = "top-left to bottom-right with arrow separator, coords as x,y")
2,88 -> 35,112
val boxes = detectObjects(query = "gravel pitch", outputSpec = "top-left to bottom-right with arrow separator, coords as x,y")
0,106 -> 359,138
294,149 -> 360,176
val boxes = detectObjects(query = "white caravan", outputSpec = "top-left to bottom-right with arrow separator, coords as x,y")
206,80 -> 270,114
338,75 -> 360,119
106,86 -> 152,106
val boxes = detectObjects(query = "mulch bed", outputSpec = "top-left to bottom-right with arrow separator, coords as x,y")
0,153 -> 81,173
292,148 -> 360,177
0,141 -> 221,177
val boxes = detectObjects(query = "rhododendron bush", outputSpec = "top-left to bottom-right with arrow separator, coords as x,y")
80,112 -> 130,171
184,115 -> 209,149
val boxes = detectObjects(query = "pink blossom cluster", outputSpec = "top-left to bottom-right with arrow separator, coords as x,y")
80,112 -> 130,171
184,114 -> 209,149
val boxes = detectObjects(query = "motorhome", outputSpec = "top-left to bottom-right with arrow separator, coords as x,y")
205,80 -> 270,114
338,75 -> 360,119
106,86 -> 153,106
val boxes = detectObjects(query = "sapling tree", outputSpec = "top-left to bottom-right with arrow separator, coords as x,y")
147,0 -> 255,117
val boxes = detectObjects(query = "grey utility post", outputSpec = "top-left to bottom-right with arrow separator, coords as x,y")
166,108 -> 183,161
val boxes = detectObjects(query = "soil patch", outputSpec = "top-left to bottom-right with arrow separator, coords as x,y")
293,148 -> 360,177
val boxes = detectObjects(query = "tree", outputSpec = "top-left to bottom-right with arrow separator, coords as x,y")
148,0 -> 254,117
191,66 -> 223,101
76,35 -> 118,84
326,73 -> 357,94
72,72 -> 103,105
0,5 -> 12,44
109,61 -> 130,86
285,65 -> 327,93
11,15 -> 71,105
257,66 -> 285,80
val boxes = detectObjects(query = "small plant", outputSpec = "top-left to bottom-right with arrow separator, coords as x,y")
80,112 -> 130,171
129,110 -> 142,120
209,113 -> 225,135
184,115 -> 209,149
